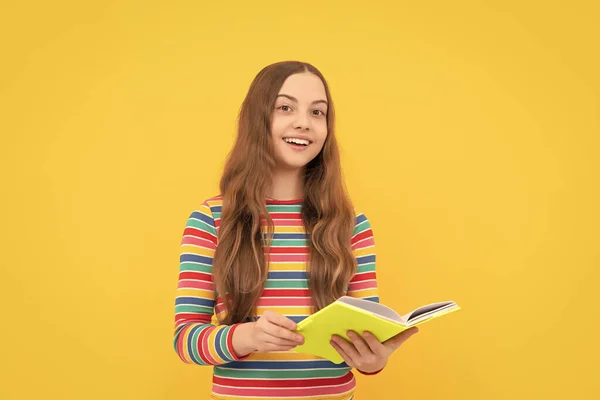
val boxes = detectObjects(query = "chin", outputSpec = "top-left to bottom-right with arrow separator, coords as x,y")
276,155 -> 318,170
278,160 -> 310,170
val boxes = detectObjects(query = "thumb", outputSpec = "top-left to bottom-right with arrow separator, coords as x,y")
384,327 -> 419,351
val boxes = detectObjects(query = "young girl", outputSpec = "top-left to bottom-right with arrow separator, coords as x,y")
173,61 -> 418,399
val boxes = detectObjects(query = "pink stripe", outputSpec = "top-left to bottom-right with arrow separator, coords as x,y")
213,378 -> 355,396
257,298 -> 312,307
352,237 -> 375,250
267,254 -> 309,262
348,280 -> 376,290
181,236 -> 217,249
179,280 -> 214,290
272,219 -> 304,226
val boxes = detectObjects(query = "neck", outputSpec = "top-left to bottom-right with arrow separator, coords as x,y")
268,167 -> 305,200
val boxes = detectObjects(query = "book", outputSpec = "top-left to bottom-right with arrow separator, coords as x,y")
292,296 -> 460,364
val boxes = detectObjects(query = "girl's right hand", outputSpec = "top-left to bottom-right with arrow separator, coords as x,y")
248,310 -> 305,352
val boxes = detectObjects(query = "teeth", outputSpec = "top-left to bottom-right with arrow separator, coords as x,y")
284,138 -> 310,146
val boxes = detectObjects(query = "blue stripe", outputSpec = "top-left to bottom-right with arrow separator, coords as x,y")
211,206 -> 222,213
180,253 -> 213,265
190,211 -> 215,227
225,360 -> 343,369
355,213 -> 368,225
214,327 -> 228,361
356,254 -> 375,264
263,233 -> 308,240
267,271 -> 307,279
175,297 -> 215,307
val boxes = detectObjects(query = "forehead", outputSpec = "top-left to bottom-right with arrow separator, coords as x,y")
278,72 -> 326,100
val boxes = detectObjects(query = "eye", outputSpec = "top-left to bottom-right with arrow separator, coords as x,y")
278,105 -> 292,112
312,109 -> 325,116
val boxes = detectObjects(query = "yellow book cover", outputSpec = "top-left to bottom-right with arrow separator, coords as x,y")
292,296 -> 461,364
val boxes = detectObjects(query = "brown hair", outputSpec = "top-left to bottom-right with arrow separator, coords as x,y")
213,61 -> 356,325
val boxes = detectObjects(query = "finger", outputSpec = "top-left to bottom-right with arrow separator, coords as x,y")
330,339 -> 356,368
383,327 -> 419,351
264,310 -> 297,330
264,323 -> 304,344
331,335 -> 360,365
361,331 -> 387,357
346,330 -> 374,357
263,331 -> 303,347
263,342 -> 298,352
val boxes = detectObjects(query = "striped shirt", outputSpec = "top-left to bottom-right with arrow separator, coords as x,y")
173,195 -> 380,400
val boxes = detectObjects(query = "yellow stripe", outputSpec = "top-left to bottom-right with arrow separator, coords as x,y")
207,327 -> 226,363
256,306 -> 312,316
246,351 -> 325,361
176,288 -> 215,300
205,199 -> 222,208
353,246 -> 375,257
197,203 -> 214,213
181,328 -> 192,363
273,226 -> 305,233
181,244 -> 214,257
266,262 -> 308,271
348,288 -> 378,298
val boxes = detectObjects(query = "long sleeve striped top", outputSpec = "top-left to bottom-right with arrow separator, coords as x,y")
173,195 -> 380,400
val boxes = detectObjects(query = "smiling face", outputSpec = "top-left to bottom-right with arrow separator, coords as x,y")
270,72 -> 329,171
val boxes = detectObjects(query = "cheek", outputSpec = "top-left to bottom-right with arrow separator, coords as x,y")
270,116 -> 287,138
315,124 -> 328,144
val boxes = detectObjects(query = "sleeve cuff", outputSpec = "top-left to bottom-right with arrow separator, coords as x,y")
357,366 -> 384,375
226,323 -> 251,361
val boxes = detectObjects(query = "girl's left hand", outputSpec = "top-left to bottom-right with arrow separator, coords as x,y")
330,327 -> 418,374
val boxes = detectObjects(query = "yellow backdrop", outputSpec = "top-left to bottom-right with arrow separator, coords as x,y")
1,1 -> 598,399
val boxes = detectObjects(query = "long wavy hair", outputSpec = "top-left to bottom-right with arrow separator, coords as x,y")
213,61 -> 356,325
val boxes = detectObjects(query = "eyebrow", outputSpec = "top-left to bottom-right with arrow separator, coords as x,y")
277,94 -> 328,106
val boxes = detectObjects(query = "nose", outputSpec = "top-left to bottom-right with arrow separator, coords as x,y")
293,113 -> 310,131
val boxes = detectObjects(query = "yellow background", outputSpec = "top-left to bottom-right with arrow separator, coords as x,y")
1,1 -> 598,399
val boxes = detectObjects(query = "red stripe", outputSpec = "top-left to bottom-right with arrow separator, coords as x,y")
213,373 -> 353,388
261,289 -> 311,297
176,326 -> 187,361
195,326 -> 214,365
269,212 -> 302,219
176,313 -> 212,325
180,271 -> 212,282
351,229 -> 373,244
350,271 -> 376,282
227,324 -> 249,361
184,227 -> 217,244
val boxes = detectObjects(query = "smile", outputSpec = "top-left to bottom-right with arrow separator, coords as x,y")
283,137 -> 311,146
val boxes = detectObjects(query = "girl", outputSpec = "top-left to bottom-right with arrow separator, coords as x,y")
173,61 -> 418,400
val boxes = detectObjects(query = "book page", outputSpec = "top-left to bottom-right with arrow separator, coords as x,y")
404,301 -> 456,322
338,296 -> 405,323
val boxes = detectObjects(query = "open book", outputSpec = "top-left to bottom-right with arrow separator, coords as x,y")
292,296 -> 460,364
